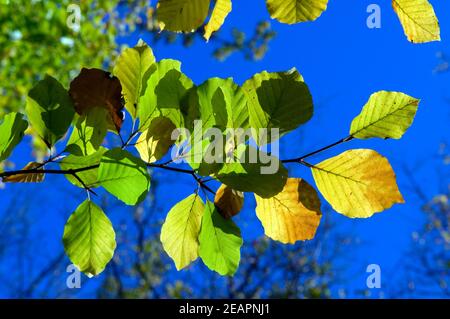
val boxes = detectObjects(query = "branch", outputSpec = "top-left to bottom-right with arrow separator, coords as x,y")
282,135 -> 354,165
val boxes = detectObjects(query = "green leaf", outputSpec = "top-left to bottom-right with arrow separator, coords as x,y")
204,0 -> 232,41
26,75 -> 75,148
157,0 -> 210,33
113,40 -> 156,118
266,0 -> 329,24
189,77 -> 249,132
199,201 -> 242,276
63,200 -> 116,277
161,194 -> 205,270
60,147 -> 107,189
135,117 -> 176,163
98,148 -> 151,205
214,146 -> 288,198
311,149 -> 404,218
243,69 -> 313,145
65,107 -> 108,156
350,91 -> 420,139
0,112 -> 28,162
138,59 -> 194,131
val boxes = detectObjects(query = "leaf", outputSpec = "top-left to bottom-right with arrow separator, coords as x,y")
65,107 -> 109,156
60,147 -> 107,189
157,0 -> 210,33
160,194 -> 205,270
135,117 -> 176,163
138,59 -> 194,131
2,162 -> 44,183
0,112 -> 28,162
392,0 -> 440,43
311,149 -> 404,218
266,0 -> 328,24
69,68 -> 124,132
255,178 -> 321,244
113,40 -> 156,118
350,91 -> 420,140
26,75 -> 75,148
204,0 -> 232,41
214,184 -> 244,219
242,68 -> 313,145
215,146 -> 288,198
189,77 -> 249,132
199,201 -> 242,276
98,148 -> 151,205
63,200 -> 116,277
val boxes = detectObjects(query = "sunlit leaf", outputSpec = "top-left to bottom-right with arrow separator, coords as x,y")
204,0 -> 232,41
243,68 -> 313,145
157,0 -> 210,33
69,68 -> 124,132
199,201 -> 242,276
135,117 -> 176,163
63,200 -> 116,277
350,91 -> 420,140
266,0 -> 328,24
98,148 -> 151,205
113,40 -> 156,118
2,162 -> 44,183
26,75 -> 75,148
255,178 -> 321,243
312,149 -> 404,218
0,112 -> 28,162
392,0 -> 440,43
214,184 -> 244,219
60,147 -> 107,189
161,194 -> 205,270
138,59 -> 194,131
65,107 -> 109,156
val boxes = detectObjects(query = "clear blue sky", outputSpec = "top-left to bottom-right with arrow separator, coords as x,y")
1,1 -> 449,298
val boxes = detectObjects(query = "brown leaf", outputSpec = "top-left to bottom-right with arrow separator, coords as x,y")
69,68 -> 124,132
3,162 -> 45,183
214,184 -> 244,219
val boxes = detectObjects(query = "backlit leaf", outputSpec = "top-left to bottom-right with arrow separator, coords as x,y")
26,75 -> 75,148
63,200 -> 116,277
113,40 -> 156,118
311,149 -> 404,218
204,0 -> 232,41
135,117 -> 176,163
214,184 -> 244,219
350,91 -> 420,140
392,0 -> 440,43
157,0 -> 210,33
69,68 -> 124,132
0,112 -> 28,162
161,194 -> 205,270
199,201 -> 242,276
243,68 -> 313,145
98,148 -> 151,205
255,178 -> 321,243
266,0 -> 329,24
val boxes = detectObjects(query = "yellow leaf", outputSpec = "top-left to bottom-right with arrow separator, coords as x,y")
392,0 -> 440,43
157,0 -> 211,33
266,0 -> 329,24
135,117 -> 176,163
214,184 -> 244,219
3,162 -> 44,183
204,0 -> 232,41
312,149 -> 404,218
255,178 -> 322,244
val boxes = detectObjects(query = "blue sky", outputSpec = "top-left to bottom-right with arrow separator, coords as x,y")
1,1 -> 449,298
